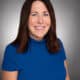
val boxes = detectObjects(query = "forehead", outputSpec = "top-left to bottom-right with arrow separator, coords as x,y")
31,1 -> 48,12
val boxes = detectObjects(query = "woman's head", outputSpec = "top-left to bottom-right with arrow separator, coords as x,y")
12,0 -> 60,53
28,0 -> 51,40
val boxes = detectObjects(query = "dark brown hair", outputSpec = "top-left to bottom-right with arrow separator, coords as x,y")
11,0 -> 60,54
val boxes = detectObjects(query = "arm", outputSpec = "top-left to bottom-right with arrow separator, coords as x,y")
2,71 -> 18,80
64,60 -> 70,80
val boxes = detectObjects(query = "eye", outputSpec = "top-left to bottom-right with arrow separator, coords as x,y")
31,13 -> 37,16
43,13 -> 49,16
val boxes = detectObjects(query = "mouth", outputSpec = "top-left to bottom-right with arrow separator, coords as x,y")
35,26 -> 45,30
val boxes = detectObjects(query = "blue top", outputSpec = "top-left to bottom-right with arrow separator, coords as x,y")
2,37 -> 66,80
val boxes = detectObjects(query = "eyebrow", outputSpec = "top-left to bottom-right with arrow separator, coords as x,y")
31,11 -> 49,13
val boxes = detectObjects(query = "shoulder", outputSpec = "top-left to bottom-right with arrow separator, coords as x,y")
57,38 -> 64,48
5,44 -> 15,50
4,43 -> 18,57
57,38 -> 67,60
57,38 -> 63,44
5,43 -> 18,52
57,38 -> 66,54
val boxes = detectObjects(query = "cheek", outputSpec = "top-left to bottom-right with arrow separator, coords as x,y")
44,16 -> 51,24
44,18 -> 51,29
28,17 -> 37,32
29,17 -> 37,26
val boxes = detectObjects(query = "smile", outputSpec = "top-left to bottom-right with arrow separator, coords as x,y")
35,26 -> 45,30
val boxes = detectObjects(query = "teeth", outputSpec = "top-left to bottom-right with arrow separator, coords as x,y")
35,26 -> 44,30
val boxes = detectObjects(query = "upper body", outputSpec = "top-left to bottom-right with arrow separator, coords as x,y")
2,37 -> 69,80
1,0 -> 70,80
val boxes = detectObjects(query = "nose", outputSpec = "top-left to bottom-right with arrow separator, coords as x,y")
37,15 -> 43,24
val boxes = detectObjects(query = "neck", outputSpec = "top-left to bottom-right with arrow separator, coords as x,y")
30,34 -> 44,41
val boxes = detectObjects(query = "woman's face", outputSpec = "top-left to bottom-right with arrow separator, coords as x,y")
28,1 -> 51,40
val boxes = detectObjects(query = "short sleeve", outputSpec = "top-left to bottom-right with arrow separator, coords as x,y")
1,44 -> 20,71
58,38 -> 67,61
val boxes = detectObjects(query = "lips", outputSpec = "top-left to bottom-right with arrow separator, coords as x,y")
35,26 -> 45,30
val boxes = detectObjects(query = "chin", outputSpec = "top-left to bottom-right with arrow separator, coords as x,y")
35,34 -> 44,39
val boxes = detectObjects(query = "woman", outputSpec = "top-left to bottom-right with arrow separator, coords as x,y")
1,0 -> 70,80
